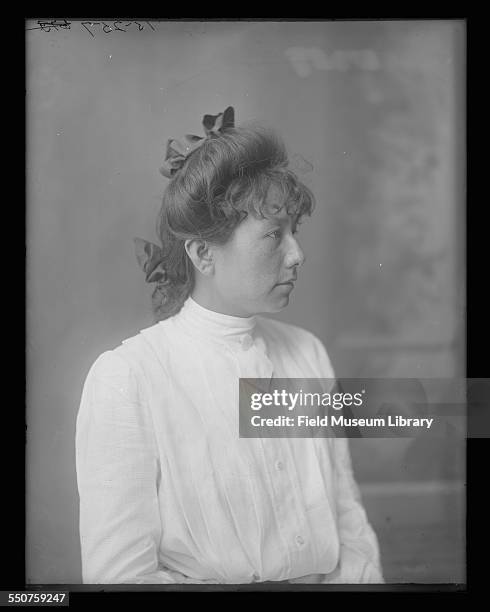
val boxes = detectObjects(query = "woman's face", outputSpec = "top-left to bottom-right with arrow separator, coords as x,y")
211,186 -> 306,317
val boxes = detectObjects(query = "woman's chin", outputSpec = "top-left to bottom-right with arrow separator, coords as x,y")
267,294 -> 291,312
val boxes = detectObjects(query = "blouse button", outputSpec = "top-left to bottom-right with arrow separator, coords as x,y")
275,460 -> 284,471
295,535 -> 305,547
241,334 -> 253,350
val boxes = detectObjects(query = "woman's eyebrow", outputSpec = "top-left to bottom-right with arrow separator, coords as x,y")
262,217 -> 282,226
270,212 -> 300,225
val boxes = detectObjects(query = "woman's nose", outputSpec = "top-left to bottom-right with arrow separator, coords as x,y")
285,235 -> 305,268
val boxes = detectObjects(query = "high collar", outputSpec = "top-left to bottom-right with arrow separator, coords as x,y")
174,296 -> 258,345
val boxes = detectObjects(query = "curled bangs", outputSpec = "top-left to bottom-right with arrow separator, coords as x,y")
222,168 -> 315,226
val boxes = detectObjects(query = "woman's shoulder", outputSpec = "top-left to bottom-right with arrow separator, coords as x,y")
86,321 -> 172,382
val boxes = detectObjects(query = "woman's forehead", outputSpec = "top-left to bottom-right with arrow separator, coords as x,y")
264,183 -> 287,210
250,207 -> 298,228
260,184 -> 296,218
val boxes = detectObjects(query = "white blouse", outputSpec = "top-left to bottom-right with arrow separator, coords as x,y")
75,296 -> 383,584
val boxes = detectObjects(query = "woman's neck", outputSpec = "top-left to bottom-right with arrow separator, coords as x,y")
190,285 -> 254,318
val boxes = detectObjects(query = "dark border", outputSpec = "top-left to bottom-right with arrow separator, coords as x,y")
19,15 -> 477,600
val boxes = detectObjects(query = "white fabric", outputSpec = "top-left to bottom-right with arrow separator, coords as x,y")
76,296 -> 384,584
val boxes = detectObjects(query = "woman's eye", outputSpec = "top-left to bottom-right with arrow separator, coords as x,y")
267,230 -> 281,240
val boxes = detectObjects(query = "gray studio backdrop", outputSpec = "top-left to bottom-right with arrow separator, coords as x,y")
26,20 -> 465,584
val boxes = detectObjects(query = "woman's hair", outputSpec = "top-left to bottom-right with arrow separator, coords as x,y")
153,124 -> 315,320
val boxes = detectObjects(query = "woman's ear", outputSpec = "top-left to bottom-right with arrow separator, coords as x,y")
184,238 -> 215,275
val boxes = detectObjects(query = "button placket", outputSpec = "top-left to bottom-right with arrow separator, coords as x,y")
231,334 -> 275,380
258,438 -> 310,574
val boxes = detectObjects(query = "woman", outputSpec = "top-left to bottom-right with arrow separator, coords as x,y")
75,107 -> 384,584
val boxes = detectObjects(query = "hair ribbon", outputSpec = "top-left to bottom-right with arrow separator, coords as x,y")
133,237 -> 169,286
159,106 -> 235,178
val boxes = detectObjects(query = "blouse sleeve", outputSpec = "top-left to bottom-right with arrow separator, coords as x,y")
310,335 -> 384,584
75,350 -> 214,584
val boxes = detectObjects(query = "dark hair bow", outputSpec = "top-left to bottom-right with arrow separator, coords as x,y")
159,106 -> 235,178
134,237 -> 169,285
